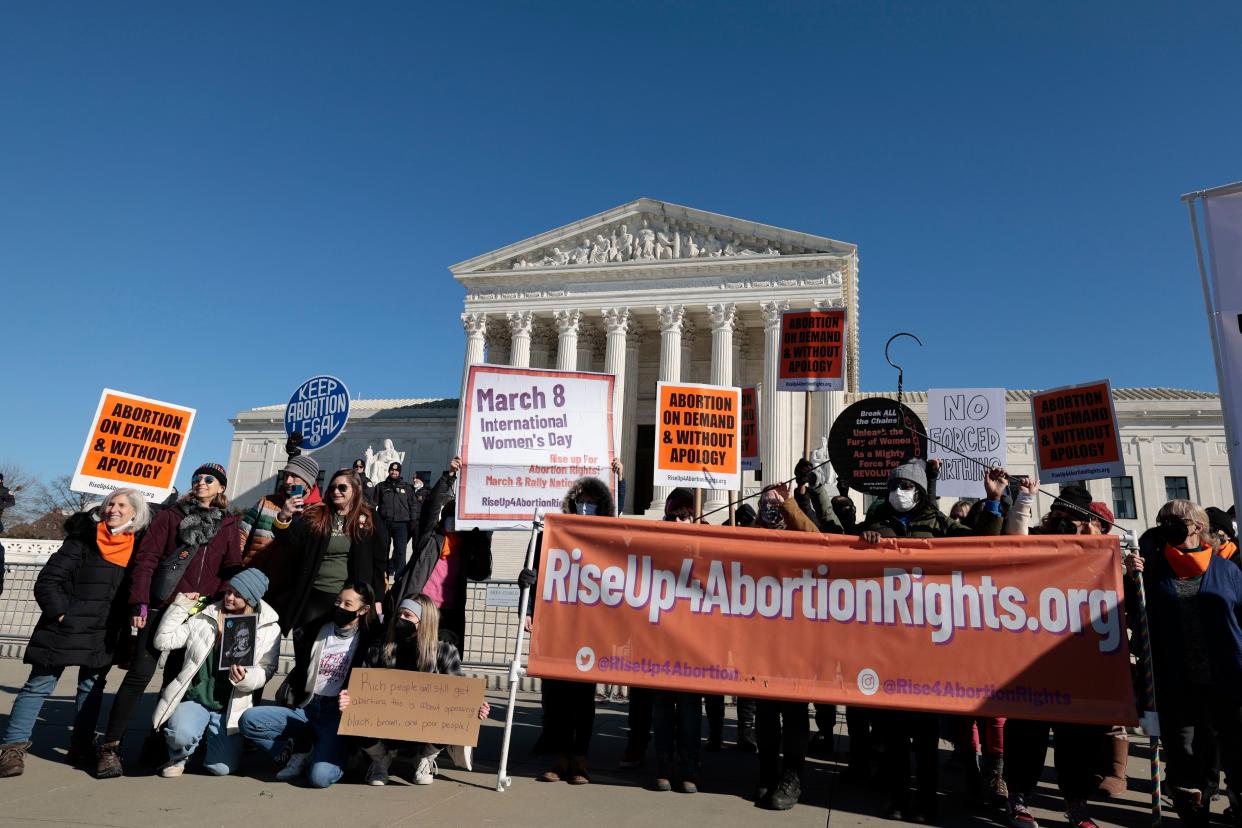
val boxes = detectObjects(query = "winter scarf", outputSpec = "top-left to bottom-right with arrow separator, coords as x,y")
95,522 -> 136,567
1164,543 -> 1211,578
178,501 -> 225,549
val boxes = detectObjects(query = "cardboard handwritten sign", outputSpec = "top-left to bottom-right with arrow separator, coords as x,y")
777,308 -> 846,391
1031,380 -> 1123,484
928,388 -> 1007,499
338,669 -> 485,747
654,382 -> 741,490
740,386 -> 760,472
71,388 -> 196,504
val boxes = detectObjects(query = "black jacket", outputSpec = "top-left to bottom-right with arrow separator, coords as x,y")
375,478 -> 418,524
392,470 -> 491,607
26,512 -> 143,670
268,510 -> 389,635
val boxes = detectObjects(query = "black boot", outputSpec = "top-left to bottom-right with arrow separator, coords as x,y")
767,768 -> 802,810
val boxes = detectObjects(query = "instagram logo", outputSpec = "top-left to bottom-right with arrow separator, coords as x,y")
857,668 -> 879,696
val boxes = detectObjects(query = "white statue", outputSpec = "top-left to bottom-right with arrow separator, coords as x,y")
590,234 -> 610,263
611,224 -> 633,261
365,439 -> 405,483
684,232 -> 699,258
636,220 -> 656,259
655,225 -> 676,259
811,436 -> 830,467
704,234 -> 723,257
569,236 -> 591,265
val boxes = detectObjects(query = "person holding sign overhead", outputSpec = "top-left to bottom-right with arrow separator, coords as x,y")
97,463 -> 242,779
0,489 -> 151,778
149,569 -> 280,778
341,594 -> 490,786
239,580 -> 377,788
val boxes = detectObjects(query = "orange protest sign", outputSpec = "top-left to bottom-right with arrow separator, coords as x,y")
653,382 -> 740,490
528,515 -> 1136,725
1030,380 -> 1124,484
777,308 -> 846,391
71,389 -> 196,504
740,386 -> 760,472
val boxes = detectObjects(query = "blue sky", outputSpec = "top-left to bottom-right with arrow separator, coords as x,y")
1,1 -> 1239,489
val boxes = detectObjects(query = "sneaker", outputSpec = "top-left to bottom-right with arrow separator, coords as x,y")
1006,794 -> 1040,828
1063,800 -> 1099,828
159,760 -> 186,778
276,750 -> 312,781
366,763 -> 388,786
414,755 -> 438,785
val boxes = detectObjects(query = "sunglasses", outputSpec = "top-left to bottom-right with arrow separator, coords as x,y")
192,475 -> 216,485
331,483 -> 351,494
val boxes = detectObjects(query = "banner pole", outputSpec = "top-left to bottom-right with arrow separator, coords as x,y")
1125,532 -> 1162,826
803,391 -> 812,459
693,487 -> 702,522
496,511 -> 542,792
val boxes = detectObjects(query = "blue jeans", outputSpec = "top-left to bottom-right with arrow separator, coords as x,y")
3,664 -> 109,745
240,696 -> 346,788
164,701 -> 243,775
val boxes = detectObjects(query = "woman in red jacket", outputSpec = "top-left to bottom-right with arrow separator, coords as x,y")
96,463 -> 242,778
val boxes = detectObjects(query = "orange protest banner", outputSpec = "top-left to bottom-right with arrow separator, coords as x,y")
71,388 -> 196,504
653,382 -> 740,490
528,515 -> 1136,725
777,308 -> 846,391
740,386 -> 760,472
1030,379 -> 1124,484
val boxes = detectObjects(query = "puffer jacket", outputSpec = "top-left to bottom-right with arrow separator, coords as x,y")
151,593 -> 281,734
26,511 -> 143,670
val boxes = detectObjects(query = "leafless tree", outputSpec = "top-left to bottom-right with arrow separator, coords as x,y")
0,463 -> 42,526
35,475 -> 95,515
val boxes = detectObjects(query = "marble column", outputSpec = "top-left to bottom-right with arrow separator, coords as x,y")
578,327 -> 602,373
680,318 -> 697,383
507,311 -> 533,368
486,318 -> 510,366
651,305 -> 685,511
461,313 -> 487,393
1189,436 -> 1214,506
602,308 -> 630,479
621,322 -> 644,515
761,300 -> 791,487
706,303 -> 736,514
554,309 -> 581,371
529,320 -> 556,369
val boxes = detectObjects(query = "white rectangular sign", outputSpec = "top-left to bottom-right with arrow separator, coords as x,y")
457,365 -> 616,530
1204,190 -> 1242,503
927,388 -> 1007,499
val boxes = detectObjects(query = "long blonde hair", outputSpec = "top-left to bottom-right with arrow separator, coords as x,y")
383,593 -> 441,672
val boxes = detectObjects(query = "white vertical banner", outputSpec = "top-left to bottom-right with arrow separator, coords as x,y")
1203,190 -> 1242,504
927,388 -> 1007,499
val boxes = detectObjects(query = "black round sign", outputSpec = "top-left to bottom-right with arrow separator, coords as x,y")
828,397 -> 928,496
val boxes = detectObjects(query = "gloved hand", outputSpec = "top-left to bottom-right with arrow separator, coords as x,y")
517,568 -> 537,589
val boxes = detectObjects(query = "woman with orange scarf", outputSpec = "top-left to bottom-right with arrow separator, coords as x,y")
0,489 -> 151,777
1129,499 -> 1242,827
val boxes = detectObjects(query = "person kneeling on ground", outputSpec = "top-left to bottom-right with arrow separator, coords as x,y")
239,581 -> 376,788
343,594 -> 490,786
151,569 -> 280,777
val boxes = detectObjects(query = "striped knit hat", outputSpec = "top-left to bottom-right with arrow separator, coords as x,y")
192,463 -> 228,489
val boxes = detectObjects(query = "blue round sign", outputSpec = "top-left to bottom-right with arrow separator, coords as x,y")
285,375 -> 350,450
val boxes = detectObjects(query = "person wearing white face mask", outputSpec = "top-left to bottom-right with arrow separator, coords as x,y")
517,457 -> 624,786
859,458 -> 1008,823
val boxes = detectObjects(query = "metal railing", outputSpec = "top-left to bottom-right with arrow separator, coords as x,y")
0,561 -> 526,671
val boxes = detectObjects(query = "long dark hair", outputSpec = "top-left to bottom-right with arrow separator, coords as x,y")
339,579 -> 379,633
304,469 -> 374,539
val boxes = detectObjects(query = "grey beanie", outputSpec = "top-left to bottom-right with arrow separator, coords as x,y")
888,458 -> 928,494
228,568 -> 269,608
282,454 -> 320,488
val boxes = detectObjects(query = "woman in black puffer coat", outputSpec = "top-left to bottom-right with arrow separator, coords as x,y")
0,490 -> 150,777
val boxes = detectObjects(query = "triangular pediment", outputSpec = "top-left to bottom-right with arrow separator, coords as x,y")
450,198 -> 854,275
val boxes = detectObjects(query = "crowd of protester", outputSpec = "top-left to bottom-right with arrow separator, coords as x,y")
0,449 -> 1237,828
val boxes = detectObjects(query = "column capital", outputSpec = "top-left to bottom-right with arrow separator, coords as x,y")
601,307 -> 631,334
506,310 -> 534,336
707,302 -> 737,332
553,308 -> 582,334
761,299 -> 789,327
657,304 -> 685,333
811,297 -> 843,310
461,312 -> 488,336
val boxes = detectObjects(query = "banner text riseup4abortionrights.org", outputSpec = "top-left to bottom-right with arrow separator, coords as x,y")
541,548 -> 1124,653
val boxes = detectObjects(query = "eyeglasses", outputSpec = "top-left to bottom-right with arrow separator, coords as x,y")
331,483 -> 351,494
192,475 -> 216,485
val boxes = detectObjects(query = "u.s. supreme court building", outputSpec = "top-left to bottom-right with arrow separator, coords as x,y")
229,199 -> 1233,573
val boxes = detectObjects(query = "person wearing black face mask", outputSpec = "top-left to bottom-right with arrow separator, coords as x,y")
391,457 -> 492,650
239,581 -> 376,789
345,594 -> 490,786
517,458 -> 624,786
1125,500 -> 1242,827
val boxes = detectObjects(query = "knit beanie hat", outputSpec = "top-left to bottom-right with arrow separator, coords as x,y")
192,463 -> 228,489
1051,485 -> 1092,517
282,454 -> 320,488
228,568 -> 269,608
887,458 -> 927,495
664,487 -> 695,517
1207,506 -> 1236,540
1088,502 -> 1115,533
